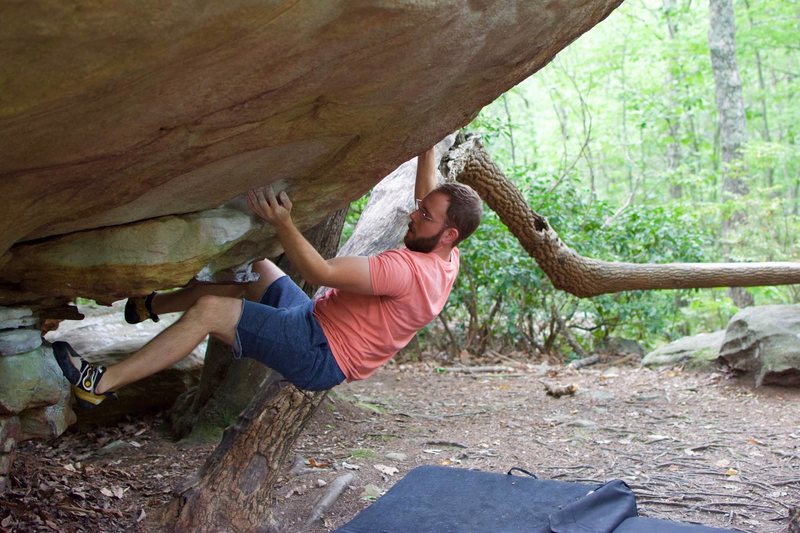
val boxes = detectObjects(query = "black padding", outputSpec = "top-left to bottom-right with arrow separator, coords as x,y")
335,465 -> 621,533
550,479 -> 638,532
335,465 -> 739,533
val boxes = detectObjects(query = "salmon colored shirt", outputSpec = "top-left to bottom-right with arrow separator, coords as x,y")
313,247 -> 460,381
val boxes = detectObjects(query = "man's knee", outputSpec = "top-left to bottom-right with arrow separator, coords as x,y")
246,259 -> 286,301
252,259 -> 285,281
186,295 -> 239,328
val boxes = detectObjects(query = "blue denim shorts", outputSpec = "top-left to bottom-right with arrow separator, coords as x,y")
234,276 -> 345,391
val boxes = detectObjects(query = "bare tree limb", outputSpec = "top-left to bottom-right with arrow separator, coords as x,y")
442,135 -> 800,298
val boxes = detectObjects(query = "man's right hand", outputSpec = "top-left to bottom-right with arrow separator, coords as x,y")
247,186 -> 293,228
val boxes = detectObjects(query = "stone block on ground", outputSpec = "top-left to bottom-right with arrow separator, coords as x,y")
0,347 -> 46,414
0,307 -> 35,329
0,416 -> 21,452
642,331 -> 725,369
718,304 -> 800,387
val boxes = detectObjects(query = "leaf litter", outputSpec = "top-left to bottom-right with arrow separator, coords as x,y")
1,361 -> 798,532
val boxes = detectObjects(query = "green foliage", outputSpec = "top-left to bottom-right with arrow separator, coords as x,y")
438,163 -> 717,356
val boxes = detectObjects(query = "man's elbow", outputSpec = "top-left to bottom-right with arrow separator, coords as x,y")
303,264 -> 334,287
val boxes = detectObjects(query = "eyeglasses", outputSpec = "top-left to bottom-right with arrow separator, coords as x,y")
414,198 -> 449,228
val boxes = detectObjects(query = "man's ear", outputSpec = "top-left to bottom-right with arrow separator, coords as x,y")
442,227 -> 459,246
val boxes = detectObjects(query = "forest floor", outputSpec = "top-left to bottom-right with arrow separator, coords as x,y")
2,356 -> 799,532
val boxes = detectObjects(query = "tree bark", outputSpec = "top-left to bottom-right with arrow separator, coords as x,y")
166,382 -> 326,532
442,136 -> 800,298
709,0 -> 748,195
709,0 -> 753,307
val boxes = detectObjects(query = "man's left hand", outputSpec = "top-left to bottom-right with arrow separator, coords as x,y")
247,186 -> 293,227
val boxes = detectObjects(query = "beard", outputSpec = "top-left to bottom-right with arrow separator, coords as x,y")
404,224 -> 446,253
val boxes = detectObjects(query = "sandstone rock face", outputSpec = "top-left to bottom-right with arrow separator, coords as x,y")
0,0 -> 622,308
0,327 -> 76,491
718,305 -> 800,387
643,331 -> 725,369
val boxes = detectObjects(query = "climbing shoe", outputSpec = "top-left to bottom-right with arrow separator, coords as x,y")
124,292 -> 160,324
52,341 -> 115,409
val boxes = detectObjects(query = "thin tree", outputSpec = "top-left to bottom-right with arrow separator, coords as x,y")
709,0 -> 753,306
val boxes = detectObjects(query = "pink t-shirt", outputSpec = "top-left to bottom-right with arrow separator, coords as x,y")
313,247 -> 460,381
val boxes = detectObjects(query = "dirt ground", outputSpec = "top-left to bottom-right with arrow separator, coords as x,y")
2,359 -> 799,532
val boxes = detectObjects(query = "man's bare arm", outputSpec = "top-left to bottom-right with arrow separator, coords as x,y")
248,187 -> 373,294
415,147 -> 438,200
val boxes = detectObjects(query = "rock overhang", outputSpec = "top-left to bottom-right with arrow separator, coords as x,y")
0,0 -> 623,309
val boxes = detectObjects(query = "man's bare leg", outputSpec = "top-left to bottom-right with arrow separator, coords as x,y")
150,283 -> 245,315
97,295 -> 241,394
97,259 -> 290,393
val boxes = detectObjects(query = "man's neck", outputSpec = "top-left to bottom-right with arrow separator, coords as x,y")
431,246 -> 454,261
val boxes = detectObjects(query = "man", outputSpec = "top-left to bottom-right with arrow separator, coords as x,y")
54,148 -> 482,408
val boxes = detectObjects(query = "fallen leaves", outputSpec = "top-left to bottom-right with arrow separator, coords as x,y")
99,485 -> 127,499
306,457 -> 332,469
359,484 -> 382,501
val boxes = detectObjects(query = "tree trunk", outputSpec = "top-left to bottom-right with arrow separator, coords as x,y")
709,0 -> 748,195
166,382 -> 327,532
709,0 -> 753,307
164,208 -> 347,530
663,0 -> 683,199
442,136 -> 800,298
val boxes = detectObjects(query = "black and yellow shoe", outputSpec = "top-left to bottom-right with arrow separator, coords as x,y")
124,292 -> 160,324
52,341 -> 115,409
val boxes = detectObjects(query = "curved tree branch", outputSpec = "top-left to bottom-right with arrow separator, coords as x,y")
442,135 -> 800,298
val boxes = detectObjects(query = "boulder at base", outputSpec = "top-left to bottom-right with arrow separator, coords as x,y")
643,331 -> 725,370
718,304 -> 800,387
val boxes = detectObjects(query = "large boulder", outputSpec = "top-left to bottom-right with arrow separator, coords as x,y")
718,305 -> 800,387
0,1 -> 622,308
642,331 -> 725,369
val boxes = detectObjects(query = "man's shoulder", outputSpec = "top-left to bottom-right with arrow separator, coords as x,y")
373,247 -> 459,266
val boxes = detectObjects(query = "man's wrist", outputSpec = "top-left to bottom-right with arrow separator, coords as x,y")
271,216 -> 296,234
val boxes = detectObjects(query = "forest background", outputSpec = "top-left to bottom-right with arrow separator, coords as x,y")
345,0 -> 800,361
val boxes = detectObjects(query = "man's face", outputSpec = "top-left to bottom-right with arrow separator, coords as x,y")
404,192 -> 450,253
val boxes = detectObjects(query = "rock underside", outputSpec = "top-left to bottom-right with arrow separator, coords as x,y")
0,0 -> 622,310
